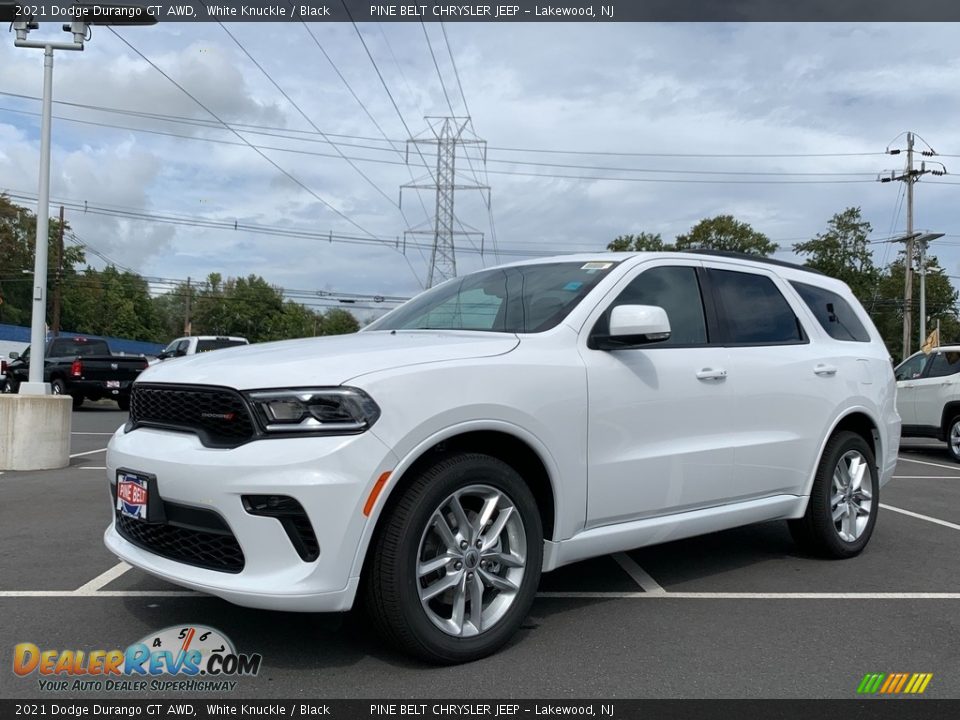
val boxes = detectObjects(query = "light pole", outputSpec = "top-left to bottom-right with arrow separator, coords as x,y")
915,232 -> 945,346
7,4 -> 155,395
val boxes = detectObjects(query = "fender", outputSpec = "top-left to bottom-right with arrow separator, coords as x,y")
793,404 -> 884,514
347,418 -> 564,580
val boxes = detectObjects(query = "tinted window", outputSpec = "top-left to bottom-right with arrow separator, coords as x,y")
790,281 -> 870,342
196,339 -> 249,352
894,354 -> 928,381
710,269 -> 804,344
49,338 -> 110,356
925,351 -> 960,379
594,266 -> 707,346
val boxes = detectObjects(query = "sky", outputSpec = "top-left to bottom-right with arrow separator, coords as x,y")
2,21 -> 960,319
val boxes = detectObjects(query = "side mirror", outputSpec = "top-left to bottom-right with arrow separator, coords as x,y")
592,305 -> 671,350
8,352 -> 19,360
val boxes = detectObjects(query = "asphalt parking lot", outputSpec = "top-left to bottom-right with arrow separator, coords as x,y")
3,407 -> 960,699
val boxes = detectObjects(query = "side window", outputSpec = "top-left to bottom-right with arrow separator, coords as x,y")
925,352 -> 960,379
790,281 -> 870,342
709,269 -> 805,345
894,354 -> 928,381
595,265 -> 708,346
176,340 -> 190,355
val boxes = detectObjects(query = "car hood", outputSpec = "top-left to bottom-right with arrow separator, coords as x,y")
136,331 -> 520,389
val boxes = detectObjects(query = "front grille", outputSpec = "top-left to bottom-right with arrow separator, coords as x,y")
115,512 -> 245,573
130,384 -> 255,447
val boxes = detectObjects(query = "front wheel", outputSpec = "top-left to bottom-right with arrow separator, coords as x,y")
789,431 -> 879,558
364,453 -> 543,664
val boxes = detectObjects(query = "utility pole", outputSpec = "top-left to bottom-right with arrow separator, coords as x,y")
183,277 -> 192,336
905,131 -> 914,359
401,117 -> 490,288
879,132 -> 947,360
50,204 -> 64,337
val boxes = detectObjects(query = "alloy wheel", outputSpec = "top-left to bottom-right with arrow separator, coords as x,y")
416,484 -> 527,638
831,449 -> 873,542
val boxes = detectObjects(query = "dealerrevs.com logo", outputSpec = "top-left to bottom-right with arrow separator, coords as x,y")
13,625 -> 262,692
857,672 -> 934,695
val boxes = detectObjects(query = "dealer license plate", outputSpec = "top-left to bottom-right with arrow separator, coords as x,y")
116,472 -> 149,520
106,380 -> 120,389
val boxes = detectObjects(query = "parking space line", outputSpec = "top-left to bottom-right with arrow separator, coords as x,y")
71,432 -> 115,436
74,562 -> 132,595
536,591 -> 960,599
612,553 -> 666,594
897,456 -> 960,472
69,447 -> 108,459
0,590 -> 199,597
79,467 -> 107,470
881,503 -> 960,532
893,475 -> 960,479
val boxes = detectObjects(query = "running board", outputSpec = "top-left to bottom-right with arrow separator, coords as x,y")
542,494 -> 805,572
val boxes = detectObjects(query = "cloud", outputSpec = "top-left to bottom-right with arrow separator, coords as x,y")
2,20 -> 960,305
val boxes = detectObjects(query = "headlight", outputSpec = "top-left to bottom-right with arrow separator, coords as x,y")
244,387 -> 380,435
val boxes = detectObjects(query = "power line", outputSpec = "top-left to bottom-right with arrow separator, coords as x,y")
216,22 -> 424,288
104,27 -> 412,269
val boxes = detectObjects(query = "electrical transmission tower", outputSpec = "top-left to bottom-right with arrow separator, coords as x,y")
401,117 -> 490,288
878,131 -> 947,360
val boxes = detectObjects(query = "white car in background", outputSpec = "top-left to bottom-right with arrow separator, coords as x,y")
148,335 -> 249,365
104,252 -> 900,663
895,345 -> 960,461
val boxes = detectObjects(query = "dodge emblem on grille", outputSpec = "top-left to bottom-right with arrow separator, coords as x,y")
110,363 -> 119,370
201,412 -> 236,421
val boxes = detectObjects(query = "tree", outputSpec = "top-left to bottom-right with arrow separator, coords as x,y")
674,215 -> 776,256
321,308 -> 360,335
0,194 -> 85,325
607,232 -> 670,252
868,256 -> 960,360
793,207 -> 878,299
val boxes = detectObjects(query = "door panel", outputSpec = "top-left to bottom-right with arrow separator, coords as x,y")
703,265 -> 834,497
585,345 -> 734,526
894,353 -> 932,426
583,261 -> 735,527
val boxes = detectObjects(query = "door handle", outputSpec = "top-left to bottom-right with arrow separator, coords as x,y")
696,368 -> 727,380
814,364 -> 838,376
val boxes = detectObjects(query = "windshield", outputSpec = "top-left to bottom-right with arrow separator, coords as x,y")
367,261 -> 619,333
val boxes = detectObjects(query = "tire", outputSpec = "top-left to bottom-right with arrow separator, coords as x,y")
1,379 -> 16,394
117,394 -> 130,412
789,431 -> 879,558
946,416 -> 960,463
364,453 -> 543,664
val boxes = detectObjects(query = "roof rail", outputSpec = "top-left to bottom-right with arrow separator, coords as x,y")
684,249 -> 824,275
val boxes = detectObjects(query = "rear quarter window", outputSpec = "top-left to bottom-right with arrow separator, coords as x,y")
790,281 -> 871,343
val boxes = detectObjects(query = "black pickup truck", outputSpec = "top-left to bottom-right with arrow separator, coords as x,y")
4,336 -> 149,410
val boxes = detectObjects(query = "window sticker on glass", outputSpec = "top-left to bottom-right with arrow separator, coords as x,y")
581,262 -> 613,271
563,281 -> 584,291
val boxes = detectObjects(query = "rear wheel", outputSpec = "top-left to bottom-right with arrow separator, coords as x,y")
117,394 -> 130,412
364,453 -> 543,664
946,416 -> 960,463
789,431 -> 878,558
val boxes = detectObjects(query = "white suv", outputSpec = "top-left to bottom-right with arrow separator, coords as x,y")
104,252 -> 900,663
895,345 -> 960,460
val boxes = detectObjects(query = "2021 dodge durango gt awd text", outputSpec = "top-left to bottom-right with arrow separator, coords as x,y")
104,252 -> 900,663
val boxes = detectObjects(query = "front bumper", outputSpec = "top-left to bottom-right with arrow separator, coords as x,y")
104,425 -> 398,611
